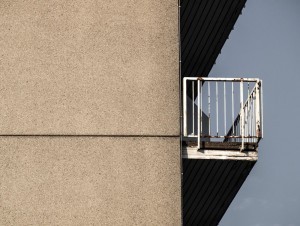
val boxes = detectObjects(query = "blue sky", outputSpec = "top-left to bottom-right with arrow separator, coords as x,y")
209,1 -> 300,225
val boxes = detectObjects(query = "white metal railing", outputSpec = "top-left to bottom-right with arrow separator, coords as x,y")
183,77 -> 263,150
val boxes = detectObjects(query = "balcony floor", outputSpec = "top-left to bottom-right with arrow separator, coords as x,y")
182,141 -> 258,161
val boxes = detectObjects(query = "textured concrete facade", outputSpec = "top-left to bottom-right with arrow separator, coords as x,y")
0,137 -> 180,225
0,0 -> 179,135
0,1 -> 180,225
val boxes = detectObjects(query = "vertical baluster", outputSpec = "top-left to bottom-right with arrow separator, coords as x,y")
201,80 -> 203,138
197,80 -> 201,149
256,81 -> 261,142
216,82 -> 219,138
252,94 -> 255,142
224,82 -> 226,135
249,94 -> 252,142
240,81 -> 244,150
245,102 -> 248,143
192,81 -> 195,135
208,81 -> 211,136
183,78 -> 187,136
232,83 -> 235,137
261,80 -> 264,139
253,91 -> 256,143
247,82 -> 250,142
252,93 -> 255,142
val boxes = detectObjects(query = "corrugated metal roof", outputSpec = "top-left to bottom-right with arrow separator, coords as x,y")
180,0 -> 247,78
182,159 -> 256,225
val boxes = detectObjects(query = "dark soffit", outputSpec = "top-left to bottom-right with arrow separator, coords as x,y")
182,159 -> 256,225
180,0 -> 247,78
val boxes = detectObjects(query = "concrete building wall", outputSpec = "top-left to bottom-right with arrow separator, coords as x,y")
0,0 -> 179,135
0,1 -> 180,225
0,137 -> 181,225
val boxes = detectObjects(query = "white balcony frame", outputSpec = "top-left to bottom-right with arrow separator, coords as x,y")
183,77 -> 263,150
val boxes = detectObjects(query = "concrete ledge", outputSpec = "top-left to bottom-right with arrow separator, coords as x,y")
182,146 -> 258,161
184,141 -> 258,150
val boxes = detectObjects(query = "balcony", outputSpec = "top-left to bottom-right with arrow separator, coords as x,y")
182,77 -> 263,225
183,77 -> 263,153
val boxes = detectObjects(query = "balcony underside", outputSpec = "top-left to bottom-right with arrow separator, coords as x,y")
182,158 -> 256,225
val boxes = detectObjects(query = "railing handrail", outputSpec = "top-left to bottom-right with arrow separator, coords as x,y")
184,77 -> 261,82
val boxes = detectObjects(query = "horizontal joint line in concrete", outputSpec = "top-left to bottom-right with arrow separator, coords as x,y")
0,134 -> 180,138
